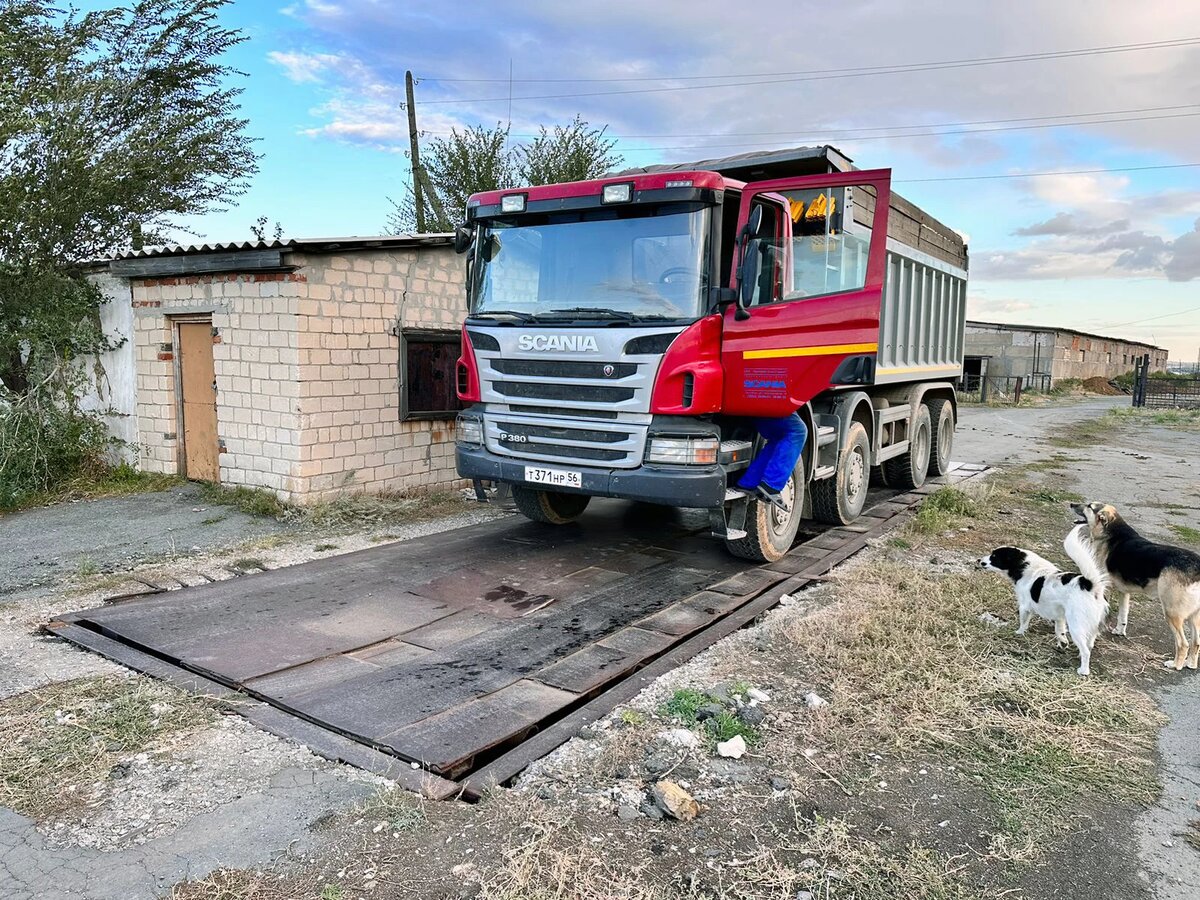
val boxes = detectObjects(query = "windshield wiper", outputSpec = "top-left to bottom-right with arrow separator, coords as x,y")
538,307 -> 675,323
468,309 -> 537,322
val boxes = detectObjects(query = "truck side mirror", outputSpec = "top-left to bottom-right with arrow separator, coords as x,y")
453,223 -> 473,254
733,206 -> 765,321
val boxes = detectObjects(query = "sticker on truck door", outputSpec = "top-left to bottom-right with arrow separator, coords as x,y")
524,465 -> 583,489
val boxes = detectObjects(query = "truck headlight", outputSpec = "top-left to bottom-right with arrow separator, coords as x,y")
645,436 -> 719,465
456,415 -> 483,446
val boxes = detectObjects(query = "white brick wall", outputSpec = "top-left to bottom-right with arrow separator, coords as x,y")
129,243 -> 467,504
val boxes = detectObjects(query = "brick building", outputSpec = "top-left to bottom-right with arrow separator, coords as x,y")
963,320 -> 1168,386
102,236 -> 468,502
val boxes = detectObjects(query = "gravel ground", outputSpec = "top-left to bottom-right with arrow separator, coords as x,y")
0,484 -> 288,601
2,401 -> 1197,900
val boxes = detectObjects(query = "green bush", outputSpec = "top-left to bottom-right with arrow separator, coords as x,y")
0,384 -> 113,511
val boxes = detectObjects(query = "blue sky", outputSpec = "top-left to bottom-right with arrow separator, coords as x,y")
132,0 -> 1200,359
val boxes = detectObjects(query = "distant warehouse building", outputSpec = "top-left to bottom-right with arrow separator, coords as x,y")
963,320 -> 1167,387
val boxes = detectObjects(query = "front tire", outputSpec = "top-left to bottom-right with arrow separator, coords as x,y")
883,404 -> 931,490
811,422 -> 870,525
511,486 -> 591,524
725,460 -> 806,563
926,398 -> 954,476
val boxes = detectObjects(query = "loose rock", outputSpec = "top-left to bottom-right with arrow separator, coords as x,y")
658,728 -> 699,748
695,702 -> 727,722
643,750 -> 676,776
747,687 -> 771,703
769,776 -> 791,792
639,800 -> 665,821
716,735 -> 747,759
804,691 -> 828,709
652,780 -> 699,821
617,804 -> 639,822
737,705 -> 766,727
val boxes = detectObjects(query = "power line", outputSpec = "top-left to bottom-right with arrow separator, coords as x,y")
1097,304 -> 1200,330
417,102 -> 1200,141
417,37 -> 1200,105
557,109 -> 1200,153
421,36 -> 1200,84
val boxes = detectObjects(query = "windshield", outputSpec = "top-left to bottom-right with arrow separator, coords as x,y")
469,204 -> 711,322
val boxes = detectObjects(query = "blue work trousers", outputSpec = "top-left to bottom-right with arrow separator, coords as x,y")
737,413 -> 808,492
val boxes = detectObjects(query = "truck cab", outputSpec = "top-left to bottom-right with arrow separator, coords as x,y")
454,146 -> 967,562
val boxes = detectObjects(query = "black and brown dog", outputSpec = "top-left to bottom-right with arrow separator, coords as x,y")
1072,501 -> 1200,670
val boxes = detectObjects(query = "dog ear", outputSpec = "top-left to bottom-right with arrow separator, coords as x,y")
1096,505 -> 1113,525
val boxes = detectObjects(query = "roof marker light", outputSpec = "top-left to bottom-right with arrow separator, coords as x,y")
665,179 -> 694,188
602,183 -> 633,204
500,194 -> 526,213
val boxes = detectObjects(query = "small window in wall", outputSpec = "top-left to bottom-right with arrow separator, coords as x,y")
400,329 -> 463,420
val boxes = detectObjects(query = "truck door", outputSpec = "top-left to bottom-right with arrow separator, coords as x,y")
722,168 -> 891,416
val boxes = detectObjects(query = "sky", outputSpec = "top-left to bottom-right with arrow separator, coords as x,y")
126,0 -> 1200,359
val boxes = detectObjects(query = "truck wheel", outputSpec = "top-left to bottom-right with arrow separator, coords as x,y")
725,461 -> 806,563
811,422 -> 870,525
926,398 -> 954,477
883,404 -> 931,490
511,486 -> 591,524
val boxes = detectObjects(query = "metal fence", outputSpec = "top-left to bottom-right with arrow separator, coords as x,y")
957,373 -> 1050,404
1132,353 -> 1200,408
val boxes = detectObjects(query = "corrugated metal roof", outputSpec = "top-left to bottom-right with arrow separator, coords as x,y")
966,319 -> 1166,352
115,233 -> 453,260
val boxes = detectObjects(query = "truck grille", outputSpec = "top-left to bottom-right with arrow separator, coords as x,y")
491,381 -> 636,403
489,359 -> 638,379
484,414 -> 647,469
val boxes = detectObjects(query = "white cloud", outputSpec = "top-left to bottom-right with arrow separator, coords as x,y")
267,51 -> 343,83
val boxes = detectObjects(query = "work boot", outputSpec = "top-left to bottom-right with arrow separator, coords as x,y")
755,485 -> 790,513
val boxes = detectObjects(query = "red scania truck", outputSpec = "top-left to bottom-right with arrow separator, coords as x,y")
452,145 -> 967,562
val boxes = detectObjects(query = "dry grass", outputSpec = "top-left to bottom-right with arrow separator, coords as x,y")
1107,406 -> 1200,429
0,674 -> 217,819
170,869 -> 293,900
778,557 -> 1163,857
786,816 -> 979,900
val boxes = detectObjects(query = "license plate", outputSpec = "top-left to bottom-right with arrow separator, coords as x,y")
524,465 -> 582,489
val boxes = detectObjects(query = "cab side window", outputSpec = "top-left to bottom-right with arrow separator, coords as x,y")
747,199 -> 782,307
782,185 -> 872,300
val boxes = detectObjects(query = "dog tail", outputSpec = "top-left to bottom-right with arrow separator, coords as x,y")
1064,523 -> 1109,601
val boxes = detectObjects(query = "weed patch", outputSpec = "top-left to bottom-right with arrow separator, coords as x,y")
1169,523 -> 1200,544
199,483 -> 287,519
0,675 -> 216,820
1107,406 -> 1200,429
910,487 -> 978,534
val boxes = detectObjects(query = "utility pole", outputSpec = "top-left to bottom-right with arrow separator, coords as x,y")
405,70 -> 425,233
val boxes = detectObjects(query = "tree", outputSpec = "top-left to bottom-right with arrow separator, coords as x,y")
0,0 -> 258,504
517,116 -> 621,187
387,117 -> 622,233
388,124 -> 514,233
250,216 -> 285,243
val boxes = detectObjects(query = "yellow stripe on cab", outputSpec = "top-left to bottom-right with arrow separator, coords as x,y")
742,342 -> 878,360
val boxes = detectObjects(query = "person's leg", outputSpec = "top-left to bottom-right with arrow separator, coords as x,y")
757,414 -> 808,492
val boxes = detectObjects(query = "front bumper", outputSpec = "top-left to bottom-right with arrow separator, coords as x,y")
456,443 -> 727,508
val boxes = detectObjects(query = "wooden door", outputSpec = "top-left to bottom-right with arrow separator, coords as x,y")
177,321 -> 220,482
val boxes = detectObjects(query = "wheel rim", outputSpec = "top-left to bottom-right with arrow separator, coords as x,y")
938,415 -> 952,466
768,478 -> 796,536
846,448 -> 866,508
914,423 -> 931,470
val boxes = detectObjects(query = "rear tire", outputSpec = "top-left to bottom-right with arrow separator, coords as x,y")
926,398 -> 954,477
811,422 -> 870,525
883,404 -> 931,490
725,460 -> 806,563
511,486 -> 591,524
